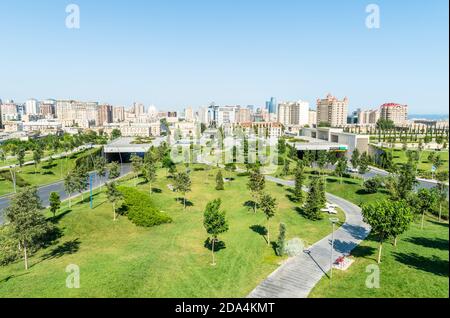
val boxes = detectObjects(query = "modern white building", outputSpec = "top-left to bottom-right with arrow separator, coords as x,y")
25,98 -> 40,115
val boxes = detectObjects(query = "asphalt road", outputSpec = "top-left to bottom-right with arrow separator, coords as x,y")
0,163 -> 131,225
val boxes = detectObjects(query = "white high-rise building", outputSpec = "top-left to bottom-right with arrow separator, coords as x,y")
25,98 -> 40,115
277,101 -> 310,126
197,107 -> 209,124
184,107 -> 194,122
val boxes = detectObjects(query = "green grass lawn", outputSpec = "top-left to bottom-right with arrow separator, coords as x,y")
0,150 -> 52,167
0,149 -> 97,195
388,148 -> 449,173
309,216 -> 449,298
0,165 -> 344,298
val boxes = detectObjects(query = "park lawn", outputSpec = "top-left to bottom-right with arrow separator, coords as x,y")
0,150 -> 52,167
0,176 -> 15,196
0,148 -> 98,193
309,216 -> 449,298
388,148 -> 449,172
0,164 -> 344,298
323,176 -> 389,207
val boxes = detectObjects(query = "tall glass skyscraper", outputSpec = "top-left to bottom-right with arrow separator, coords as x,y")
266,97 -> 277,114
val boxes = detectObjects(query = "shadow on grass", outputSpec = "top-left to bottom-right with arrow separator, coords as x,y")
175,197 -> 194,207
204,238 -> 226,252
350,245 -> 377,260
428,220 -> 449,228
249,225 -> 268,243
42,163 -> 57,170
151,188 -> 162,194
51,209 -> 73,224
405,237 -> 449,251
243,200 -> 257,212
42,171 -> 55,175
0,272 -> 30,283
41,239 -> 81,261
393,252 -> 449,277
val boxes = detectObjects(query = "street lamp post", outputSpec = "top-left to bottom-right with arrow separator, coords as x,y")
329,217 -> 339,285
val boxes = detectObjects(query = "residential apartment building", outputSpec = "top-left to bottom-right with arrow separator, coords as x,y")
1,101 -> 20,122
316,94 -> 349,127
357,108 -> 380,125
98,104 -> 113,126
277,101 -> 309,126
380,103 -> 408,125
113,106 -> 125,122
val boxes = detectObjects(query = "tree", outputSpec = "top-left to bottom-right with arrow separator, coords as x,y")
162,155 -> 175,177
377,118 -> 395,130
49,192 -> 61,218
130,154 -> 143,186
397,161 -> 418,200
278,138 -> 286,155
111,129 -> 122,140
0,148 -> 5,162
358,152 -> 370,176
247,168 -> 265,213
215,170 -> 224,190
64,172 -> 77,208
417,188 -> 438,229
275,223 -> 286,256
363,176 -> 383,194
174,172 -> 192,210
203,199 -> 229,266
362,200 -> 412,263
32,147 -> 43,174
316,151 -> 327,176
433,154 -> 443,171
434,182 -> 449,222
74,167 -> 89,202
142,161 -> 157,194
303,177 -> 324,220
293,162 -> 305,203
224,163 -> 237,179
335,157 -> 347,184
282,160 -> 290,176
5,187 -> 52,270
259,193 -> 277,246
351,148 -> 360,169
106,182 -> 123,221
94,156 -> 108,189
108,161 -> 121,180
303,151 -> 313,168
17,147 -> 25,167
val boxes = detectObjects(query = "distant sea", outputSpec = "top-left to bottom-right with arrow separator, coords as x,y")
409,114 -> 449,120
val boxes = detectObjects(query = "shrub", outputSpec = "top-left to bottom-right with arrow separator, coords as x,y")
118,186 -> 172,227
0,226 -> 21,266
74,148 -> 102,171
0,171 -> 30,187
363,176 -> 383,194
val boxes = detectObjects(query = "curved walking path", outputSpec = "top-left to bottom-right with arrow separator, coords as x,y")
248,176 -> 371,298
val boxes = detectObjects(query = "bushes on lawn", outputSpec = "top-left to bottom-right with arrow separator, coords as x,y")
0,171 -> 30,187
118,186 -> 172,227
74,148 -> 102,171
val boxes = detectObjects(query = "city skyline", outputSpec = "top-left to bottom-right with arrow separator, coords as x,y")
0,0 -> 449,114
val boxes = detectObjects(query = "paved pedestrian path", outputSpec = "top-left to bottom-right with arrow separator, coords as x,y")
248,176 -> 370,298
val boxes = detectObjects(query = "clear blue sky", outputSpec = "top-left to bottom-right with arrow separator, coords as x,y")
0,0 -> 448,113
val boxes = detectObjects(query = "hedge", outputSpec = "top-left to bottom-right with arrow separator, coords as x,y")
118,186 -> 172,227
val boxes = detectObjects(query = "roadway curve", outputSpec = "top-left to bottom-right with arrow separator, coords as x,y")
0,164 -> 132,224
248,176 -> 371,298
